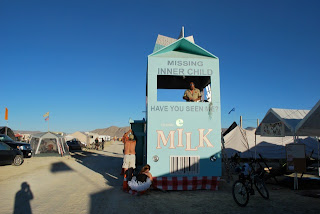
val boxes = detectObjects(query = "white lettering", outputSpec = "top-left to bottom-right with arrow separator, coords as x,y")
176,129 -> 184,147
198,129 -> 214,147
155,129 -> 215,150
185,132 -> 198,151
156,130 -> 176,149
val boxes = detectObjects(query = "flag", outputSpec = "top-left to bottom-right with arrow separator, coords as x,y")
5,108 -> 8,120
228,107 -> 235,114
45,116 -> 49,121
43,112 -> 49,117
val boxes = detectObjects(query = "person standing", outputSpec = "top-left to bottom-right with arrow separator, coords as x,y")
121,129 -> 136,191
122,129 -> 136,172
95,137 -> 99,150
183,82 -> 201,102
101,138 -> 105,151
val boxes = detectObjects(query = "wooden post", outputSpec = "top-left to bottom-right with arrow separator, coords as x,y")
240,116 -> 242,128
257,119 -> 259,127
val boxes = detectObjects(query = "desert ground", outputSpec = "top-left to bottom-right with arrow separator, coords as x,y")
0,141 -> 319,214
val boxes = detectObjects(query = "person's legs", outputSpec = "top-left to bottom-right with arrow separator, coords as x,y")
120,168 -> 125,175
122,155 -> 129,172
127,155 -> 136,169
121,154 -> 128,175
122,155 -> 130,191
126,168 -> 134,181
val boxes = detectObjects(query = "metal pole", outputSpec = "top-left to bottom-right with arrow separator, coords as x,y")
293,132 -> 298,190
240,116 -> 242,128
255,133 -> 257,160
318,137 -> 319,177
255,119 -> 259,160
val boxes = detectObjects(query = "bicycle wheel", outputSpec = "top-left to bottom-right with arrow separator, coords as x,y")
232,180 -> 249,207
254,177 -> 269,199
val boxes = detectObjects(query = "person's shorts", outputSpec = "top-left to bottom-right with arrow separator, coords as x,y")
122,154 -> 136,169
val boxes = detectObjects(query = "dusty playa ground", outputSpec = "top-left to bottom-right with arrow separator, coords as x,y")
0,141 -> 319,214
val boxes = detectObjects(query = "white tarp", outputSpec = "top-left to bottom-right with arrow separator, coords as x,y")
223,126 -> 250,154
296,100 -> 320,136
223,125 -> 318,159
256,108 -> 309,136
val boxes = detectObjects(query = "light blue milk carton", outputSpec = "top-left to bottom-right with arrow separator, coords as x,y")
145,31 -> 221,189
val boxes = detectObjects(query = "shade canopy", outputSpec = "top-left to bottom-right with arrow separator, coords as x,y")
31,132 -> 63,139
256,100 -> 320,137
255,108 -> 309,136
295,100 -> 320,136
30,132 -> 68,156
223,122 -> 318,159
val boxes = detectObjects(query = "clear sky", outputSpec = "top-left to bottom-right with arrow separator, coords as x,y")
1,0 -> 319,133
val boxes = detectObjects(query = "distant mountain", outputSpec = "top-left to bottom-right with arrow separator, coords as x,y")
91,126 -> 130,138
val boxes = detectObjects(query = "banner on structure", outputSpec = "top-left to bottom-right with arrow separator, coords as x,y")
261,121 -> 285,137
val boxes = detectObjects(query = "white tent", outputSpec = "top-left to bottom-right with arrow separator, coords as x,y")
296,100 -> 320,136
71,131 -> 89,145
254,101 -> 320,158
255,108 -> 309,136
223,124 -> 250,157
253,101 -> 320,190
223,123 -> 318,159
65,135 -> 75,142
30,132 -> 68,156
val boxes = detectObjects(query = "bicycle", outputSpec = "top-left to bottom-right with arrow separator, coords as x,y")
232,158 -> 269,207
223,153 -> 241,181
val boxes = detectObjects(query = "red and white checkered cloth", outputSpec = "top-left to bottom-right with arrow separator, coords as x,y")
152,176 -> 220,191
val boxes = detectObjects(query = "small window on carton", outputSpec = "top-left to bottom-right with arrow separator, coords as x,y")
157,75 -> 211,102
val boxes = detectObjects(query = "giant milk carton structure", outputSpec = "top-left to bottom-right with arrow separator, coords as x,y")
146,29 -> 221,190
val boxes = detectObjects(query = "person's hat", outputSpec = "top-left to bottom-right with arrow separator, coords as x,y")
128,133 -> 135,140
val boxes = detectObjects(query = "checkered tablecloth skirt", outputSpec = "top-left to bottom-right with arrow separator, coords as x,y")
152,176 -> 220,191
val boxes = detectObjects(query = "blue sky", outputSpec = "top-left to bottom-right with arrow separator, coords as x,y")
1,0 -> 319,133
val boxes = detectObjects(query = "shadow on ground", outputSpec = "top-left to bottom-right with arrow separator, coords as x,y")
70,150 -> 123,187
70,149 -> 130,214
50,162 -> 74,173
13,182 -> 34,214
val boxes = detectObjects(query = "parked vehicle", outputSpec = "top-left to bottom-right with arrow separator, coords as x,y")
66,139 -> 82,151
0,142 -> 24,166
0,134 -> 32,158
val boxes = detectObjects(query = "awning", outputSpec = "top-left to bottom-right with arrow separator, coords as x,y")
255,108 -> 309,136
295,100 -> 320,136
